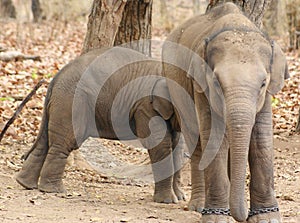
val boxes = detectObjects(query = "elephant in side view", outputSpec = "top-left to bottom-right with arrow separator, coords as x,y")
162,3 -> 289,223
16,47 -> 186,204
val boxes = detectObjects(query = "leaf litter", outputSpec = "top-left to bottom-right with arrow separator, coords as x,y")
0,20 -> 299,222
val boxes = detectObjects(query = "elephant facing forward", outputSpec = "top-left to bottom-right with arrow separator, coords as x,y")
16,47 -> 186,204
162,3 -> 289,223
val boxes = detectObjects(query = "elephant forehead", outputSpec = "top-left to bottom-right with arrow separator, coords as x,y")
208,33 -> 271,68
210,31 -> 270,50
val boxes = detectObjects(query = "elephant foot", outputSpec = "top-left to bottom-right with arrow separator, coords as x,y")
153,189 -> 178,204
247,209 -> 281,223
188,197 -> 204,213
15,171 -> 38,190
15,154 -> 45,190
15,162 -> 42,190
201,214 -> 234,223
38,178 -> 66,193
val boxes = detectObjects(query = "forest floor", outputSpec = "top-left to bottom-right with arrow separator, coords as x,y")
0,17 -> 299,223
0,135 -> 299,223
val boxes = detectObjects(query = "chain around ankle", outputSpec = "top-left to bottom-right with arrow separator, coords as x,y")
248,207 -> 279,218
201,208 -> 231,216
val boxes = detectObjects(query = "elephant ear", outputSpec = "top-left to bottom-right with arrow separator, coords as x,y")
188,50 -> 209,93
268,42 -> 290,95
152,79 -> 174,120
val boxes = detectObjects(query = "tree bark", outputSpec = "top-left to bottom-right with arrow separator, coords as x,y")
287,0 -> 300,50
159,0 -> 173,32
82,0 -> 152,56
193,0 -> 200,14
0,0 -> 16,18
206,0 -> 272,28
114,0 -> 153,56
81,0 -> 127,54
264,0 -> 288,37
31,0 -> 42,22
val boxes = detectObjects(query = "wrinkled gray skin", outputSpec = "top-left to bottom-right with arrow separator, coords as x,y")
16,47 -> 186,204
162,3 -> 289,223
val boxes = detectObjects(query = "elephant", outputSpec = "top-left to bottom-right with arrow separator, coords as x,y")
16,46 -> 186,204
162,3 -> 289,223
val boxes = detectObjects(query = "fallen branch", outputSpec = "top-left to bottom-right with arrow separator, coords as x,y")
0,51 -> 41,62
0,79 -> 46,143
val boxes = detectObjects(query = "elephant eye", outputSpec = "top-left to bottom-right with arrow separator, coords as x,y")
261,79 -> 266,88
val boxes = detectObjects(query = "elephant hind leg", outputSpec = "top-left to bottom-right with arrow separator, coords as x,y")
38,145 -> 69,193
16,121 -> 49,190
38,131 -> 80,193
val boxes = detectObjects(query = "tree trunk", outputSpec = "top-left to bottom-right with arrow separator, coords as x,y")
0,0 -> 16,18
206,0 -> 272,28
264,0 -> 288,37
114,0 -> 153,56
287,0 -> 300,50
193,0 -> 200,14
296,108 -> 300,133
82,0 -> 153,56
31,0 -> 42,22
159,0 -> 173,32
81,0 -> 127,54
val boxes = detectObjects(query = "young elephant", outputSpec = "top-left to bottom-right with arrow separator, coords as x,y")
162,3 -> 289,223
16,47 -> 186,204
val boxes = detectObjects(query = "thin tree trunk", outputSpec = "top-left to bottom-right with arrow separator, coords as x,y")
81,0 -> 127,54
114,0 -> 153,56
0,0 -> 16,18
206,0 -> 272,28
159,0 -> 173,32
31,0 -> 42,22
296,108 -> 300,133
193,0 -> 200,14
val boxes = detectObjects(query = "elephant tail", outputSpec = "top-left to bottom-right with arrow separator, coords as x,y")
21,80 -> 54,160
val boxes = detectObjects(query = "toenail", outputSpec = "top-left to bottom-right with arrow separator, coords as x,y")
197,207 -> 203,212
270,219 -> 279,223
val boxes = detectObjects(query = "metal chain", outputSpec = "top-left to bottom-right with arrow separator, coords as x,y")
248,207 -> 280,218
201,206 -> 279,217
201,208 -> 231,216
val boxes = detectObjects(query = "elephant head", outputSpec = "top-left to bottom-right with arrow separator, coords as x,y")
192,28 -> 289,220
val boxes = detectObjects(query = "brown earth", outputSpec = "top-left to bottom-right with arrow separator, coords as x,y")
0,134 -> 299,223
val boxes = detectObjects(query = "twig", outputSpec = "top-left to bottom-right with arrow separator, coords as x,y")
0,79 -> 46,143
296,108 -> 300,133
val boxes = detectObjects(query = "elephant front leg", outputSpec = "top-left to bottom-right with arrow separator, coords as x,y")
188,141 -> 205,212
135,110 -> 177,203
201,136 -> 232,223
146,133 -> 177,204
171,131 -> 186,201
248,102 -> 281,223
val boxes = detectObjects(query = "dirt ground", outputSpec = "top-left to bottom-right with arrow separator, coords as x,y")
0,134 -> 299,223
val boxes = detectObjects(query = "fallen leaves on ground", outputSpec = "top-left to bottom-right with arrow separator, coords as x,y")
0,20 -> 299,144
273,52 -> 300,135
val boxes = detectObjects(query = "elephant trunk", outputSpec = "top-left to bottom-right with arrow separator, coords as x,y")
226,95 -> 256,222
